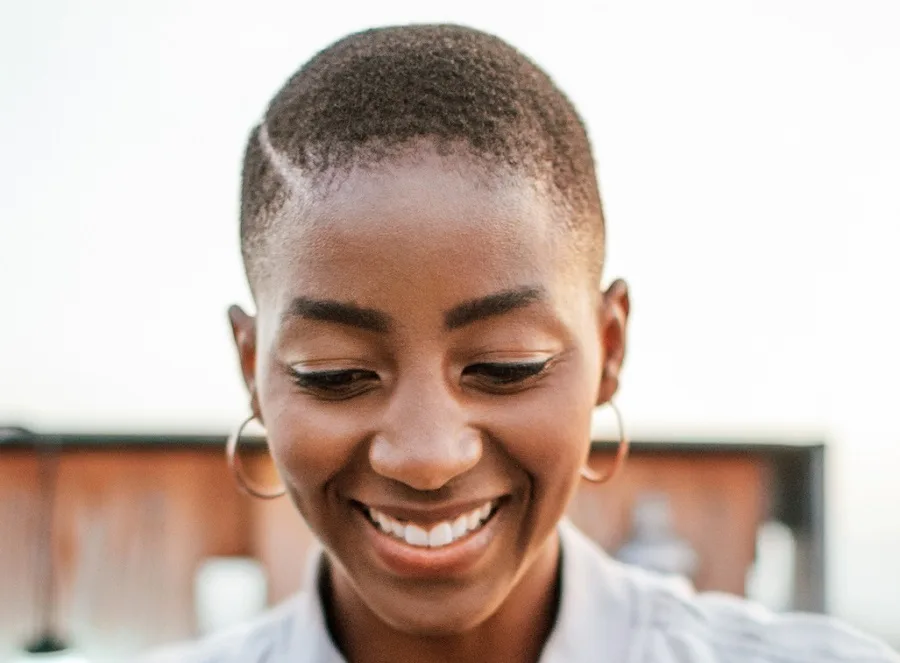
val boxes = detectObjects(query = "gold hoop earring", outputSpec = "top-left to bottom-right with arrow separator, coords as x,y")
580,401 -> 630,484
226,414 -> 286,499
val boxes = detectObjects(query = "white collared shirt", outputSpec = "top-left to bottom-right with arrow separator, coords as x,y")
140,521 -> 898,662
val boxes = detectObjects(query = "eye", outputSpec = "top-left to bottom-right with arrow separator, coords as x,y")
462,359 -> 552,391
288,368 -> 379,400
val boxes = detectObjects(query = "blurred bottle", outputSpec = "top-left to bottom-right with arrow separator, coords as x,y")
616,492 -> 698,581
745,520 -> 796,612
193,557 -> 268,636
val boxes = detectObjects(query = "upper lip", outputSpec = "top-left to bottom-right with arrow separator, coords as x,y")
352,497 -> 506,525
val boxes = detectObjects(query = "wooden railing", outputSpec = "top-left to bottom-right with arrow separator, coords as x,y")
0,433 -> 824,656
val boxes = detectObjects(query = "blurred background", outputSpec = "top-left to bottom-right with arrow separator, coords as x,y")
1,0 -> 898,659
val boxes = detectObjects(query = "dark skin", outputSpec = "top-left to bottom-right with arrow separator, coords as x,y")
229,150 -> 629,663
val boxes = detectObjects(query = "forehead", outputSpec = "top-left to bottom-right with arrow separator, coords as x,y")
256,153 -> 578,315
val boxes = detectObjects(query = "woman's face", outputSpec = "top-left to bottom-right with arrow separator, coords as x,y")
230,152 -> 627,635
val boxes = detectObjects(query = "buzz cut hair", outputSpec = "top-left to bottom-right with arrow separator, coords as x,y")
240,24 -> 605,288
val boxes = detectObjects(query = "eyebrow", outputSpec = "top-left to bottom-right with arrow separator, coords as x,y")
284,286 -> 545,334
285,297 -> 390,333
444,286 -> 545,330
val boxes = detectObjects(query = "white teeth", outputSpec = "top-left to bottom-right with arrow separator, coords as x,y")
451,515 -> 468,538
466,511 -> 481,530
376,513 -> 392,532
428,522 -> 454,547
404,524 -> 429,547
367,500 -> 497,549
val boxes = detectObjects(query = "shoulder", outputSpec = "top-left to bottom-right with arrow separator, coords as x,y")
134,595 -> 303,663
631,570 -> 899,663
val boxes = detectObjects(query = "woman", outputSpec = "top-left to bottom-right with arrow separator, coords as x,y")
144,24 -> 897,663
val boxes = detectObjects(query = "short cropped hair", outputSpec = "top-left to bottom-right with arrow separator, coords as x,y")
240,24 -> 605,287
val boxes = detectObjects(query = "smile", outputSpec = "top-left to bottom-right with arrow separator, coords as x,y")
363,500 -> 499,549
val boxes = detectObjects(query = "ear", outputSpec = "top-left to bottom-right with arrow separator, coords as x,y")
228,304 -> 262,419
597,279 -> 630,405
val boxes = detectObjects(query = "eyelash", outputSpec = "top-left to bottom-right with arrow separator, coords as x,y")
289,369 -> 378,399
288,360 -> 553,399
463,360 -> 551,385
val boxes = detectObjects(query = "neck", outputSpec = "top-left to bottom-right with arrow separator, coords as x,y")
324,533 -> 562,663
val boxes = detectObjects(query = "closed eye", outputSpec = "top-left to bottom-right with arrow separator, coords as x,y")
288,368 -> 379,400
288,359 -> 555,399
462,359 -> 552,391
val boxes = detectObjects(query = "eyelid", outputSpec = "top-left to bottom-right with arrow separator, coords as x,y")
468,359 -> 550,371
467,357 -> 553,371
289,364 -> 373,373
288,357 -> 377,371
467,349 -> 558,363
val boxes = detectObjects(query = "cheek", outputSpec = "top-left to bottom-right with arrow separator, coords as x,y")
486,366 -> 597,502
257,376 -> 365,499
503,403 -> 586,478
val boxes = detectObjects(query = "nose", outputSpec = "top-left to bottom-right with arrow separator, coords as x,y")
368,379 -> 482,491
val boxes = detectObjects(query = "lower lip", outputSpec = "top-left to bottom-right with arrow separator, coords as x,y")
355,505 -> 503,578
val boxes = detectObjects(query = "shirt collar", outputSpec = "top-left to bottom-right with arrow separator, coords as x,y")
283,549 -> 344,663
539,520 -> 637,663
286,520 -> 636,663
